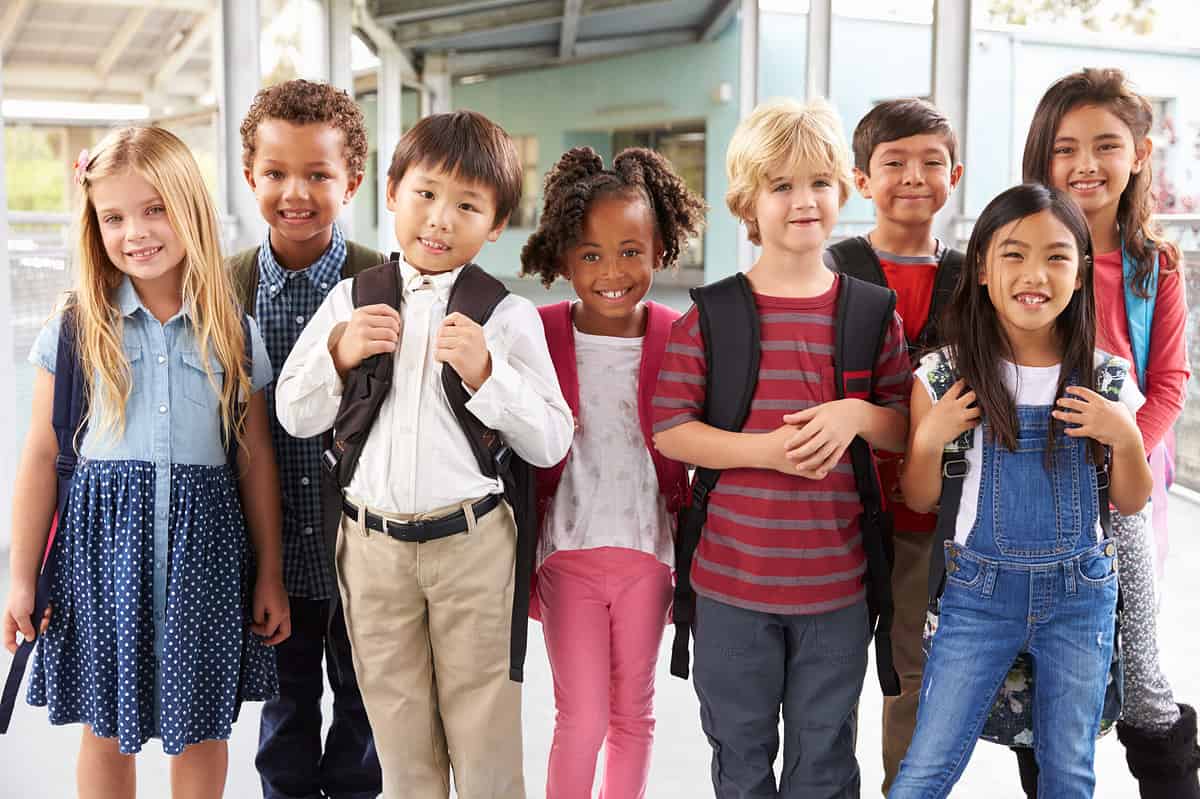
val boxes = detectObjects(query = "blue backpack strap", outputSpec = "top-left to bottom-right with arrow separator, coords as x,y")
0,306 -> 89,734
1121,243 -> 1158,392
670,273 -> 760,680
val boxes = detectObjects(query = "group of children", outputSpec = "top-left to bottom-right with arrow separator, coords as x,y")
0,65 -> 1192,799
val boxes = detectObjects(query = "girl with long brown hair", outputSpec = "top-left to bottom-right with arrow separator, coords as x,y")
2,126 -> 290,798
1022,68 -> 1196,798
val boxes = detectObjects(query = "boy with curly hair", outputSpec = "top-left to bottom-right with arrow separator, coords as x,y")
230,77 -> 384,799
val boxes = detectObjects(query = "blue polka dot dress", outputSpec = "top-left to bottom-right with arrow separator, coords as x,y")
24,280 -> 279,755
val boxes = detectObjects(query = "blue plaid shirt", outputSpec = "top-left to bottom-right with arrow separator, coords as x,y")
256,226 -> 347,599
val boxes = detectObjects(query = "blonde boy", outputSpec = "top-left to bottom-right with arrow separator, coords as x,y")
653,99 -> 913,798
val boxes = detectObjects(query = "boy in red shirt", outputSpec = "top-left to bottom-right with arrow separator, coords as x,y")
830,98 -> 964,793
654,98 -> 912,799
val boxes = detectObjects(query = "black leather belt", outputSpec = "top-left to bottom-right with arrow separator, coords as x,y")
342,494 -> 501,543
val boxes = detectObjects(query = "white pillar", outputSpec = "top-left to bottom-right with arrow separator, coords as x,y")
931,0 -> 972,246
806,0 -> 832,100
0,51 -> 14,549
737,0 -> 758,272
423,52 -> 452,115
372,51 -> 404,253
218,0 -> 264,252
326,0 -> 357,239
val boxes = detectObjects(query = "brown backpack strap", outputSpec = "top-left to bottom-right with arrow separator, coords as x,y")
440,263 -> 511,478
228,247 -> 261,318
343,240 -> 387,277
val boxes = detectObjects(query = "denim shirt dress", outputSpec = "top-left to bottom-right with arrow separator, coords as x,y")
25,277 -> 278,755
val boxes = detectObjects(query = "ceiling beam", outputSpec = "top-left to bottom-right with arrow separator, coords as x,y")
370,0 -> 521,25
154,11 -> 214,90
39,0 -> 211,10
700,0 -> 737,41
558,0 -> 582,59
0,0 -> 32,54
575,28 -> 695,57
96,7 -> 150,77
392,1 -> 562,47
3,65 -> 208,99
448,44 -> 557,74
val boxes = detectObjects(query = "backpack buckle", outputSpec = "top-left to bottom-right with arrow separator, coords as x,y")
941,458 -> 969,479
1096,467 -> 1110,491
54,453 -> 77,478
321,448 -> 340,475
493,444 -> 512,473
692,482 -> 710,505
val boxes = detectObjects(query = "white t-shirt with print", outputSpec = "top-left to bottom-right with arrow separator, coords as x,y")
914,350 -> 1145,545
539,328 -> 675,569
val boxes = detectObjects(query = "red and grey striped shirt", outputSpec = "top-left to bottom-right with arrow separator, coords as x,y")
652,275 -> 913,615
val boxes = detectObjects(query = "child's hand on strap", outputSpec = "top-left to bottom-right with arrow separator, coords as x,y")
329,304 -> 401,377
782,400 -> 864,480
2,585 -> 51,654
1053,386 -> 1141,453
251,574 -> 292,646
436,312 -> 492,391
914,379 -> 980,454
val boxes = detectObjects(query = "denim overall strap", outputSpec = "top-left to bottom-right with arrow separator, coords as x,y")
966,405 -> 1099,561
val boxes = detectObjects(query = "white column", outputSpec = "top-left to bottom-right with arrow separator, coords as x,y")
0,51 -> 14,549
423,52 -> 452,115
931,0 -> 972,246
806,0 -> 832,100
218,0 -> 264,252
737,0 -> 758,272
326,0 -> 356,238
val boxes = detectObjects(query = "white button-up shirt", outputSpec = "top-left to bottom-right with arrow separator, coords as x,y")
275,259 -> 572,515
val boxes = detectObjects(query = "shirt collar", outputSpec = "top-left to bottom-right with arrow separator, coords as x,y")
258,225 -> 346,299
114,275 -> 192,320
396,254 -> 464,302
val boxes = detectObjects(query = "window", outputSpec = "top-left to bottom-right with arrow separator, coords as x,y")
612,124 -> 706,269
510,135 -> 540,229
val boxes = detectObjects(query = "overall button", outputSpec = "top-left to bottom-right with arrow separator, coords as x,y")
1104,542 -> 1116,557
946,562 -> 958,574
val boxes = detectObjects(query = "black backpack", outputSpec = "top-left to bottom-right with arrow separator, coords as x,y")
825,236 -> 964,360
670,272 -> 902,697
319,258 -> 536,683
0,306 -> 250,733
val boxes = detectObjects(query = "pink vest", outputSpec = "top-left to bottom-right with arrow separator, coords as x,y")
530,301 -> 690,618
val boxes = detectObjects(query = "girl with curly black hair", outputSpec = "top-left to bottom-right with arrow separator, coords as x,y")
521,146 -> 704,798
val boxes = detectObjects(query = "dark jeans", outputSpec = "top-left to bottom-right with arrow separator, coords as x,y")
693,596 -> 869,799
256,596 -> 382,799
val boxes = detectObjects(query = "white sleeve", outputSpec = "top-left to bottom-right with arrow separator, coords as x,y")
465,294 -> 574,468
274,279 -> 355,438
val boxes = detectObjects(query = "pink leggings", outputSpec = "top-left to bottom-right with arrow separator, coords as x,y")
536,547 -> 673,799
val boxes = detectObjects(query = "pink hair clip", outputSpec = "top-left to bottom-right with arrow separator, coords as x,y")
73,149 -> 91,185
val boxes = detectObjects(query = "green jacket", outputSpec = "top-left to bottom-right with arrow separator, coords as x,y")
227,238 -> 387,317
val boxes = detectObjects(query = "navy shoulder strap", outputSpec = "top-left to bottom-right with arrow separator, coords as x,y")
1,306 -> 89,733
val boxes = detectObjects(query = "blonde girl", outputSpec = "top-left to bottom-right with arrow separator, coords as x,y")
2,126 -> 289,799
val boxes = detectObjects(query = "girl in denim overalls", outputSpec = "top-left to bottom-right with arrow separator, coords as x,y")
888,183 -> 1152,799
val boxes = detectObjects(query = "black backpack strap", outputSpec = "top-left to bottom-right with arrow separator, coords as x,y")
1093,355 -> 1130,541
438,263 -> 537,682
922,350 -> 972,604
1,306 -> 89,733
670,273 -> 760,679
833,275 -> 901,696
321,261 -> 403,489
826,236 -> 888,287
915,247 -> 964,355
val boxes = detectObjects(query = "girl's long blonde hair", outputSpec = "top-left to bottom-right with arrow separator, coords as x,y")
73,126 -> 249,446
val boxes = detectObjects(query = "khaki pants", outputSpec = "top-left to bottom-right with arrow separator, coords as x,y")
336,497 -> 525,799
881,530 -> 934,794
